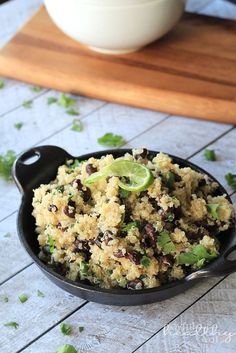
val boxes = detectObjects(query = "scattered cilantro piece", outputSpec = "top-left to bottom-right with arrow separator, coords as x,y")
0,79 -> 5,89
23,100 -> 33,109
0,150 -> 16,181
119,188 -> 130,199
207,203 -> 220,220
67,109 -> 80,116
141,256 -> 151,268
177,244 -> 217,266
58,93 -> 76,108
192,244 -> 217,261
4,322 -> 19,329
37,290 -> 45,298
18,294 -> 28,303
71,119 -> 83,132
97,133 -> 126,147
79,326 -> 84,332
225,173 -> 236,191
47,96 -> 58,105
31,85 -> 42,93
163,171 -> 175,190
56,344 -> 77,353
3,232 -> 11,238
204,149 -> 216,161
157,231 -> 176,254
60,322 -> 72,336
80,261 -> 89,276
48,236 -> 55,254
121,222 -> 139,232
167,213 -> 175,222
67,160 -> 81,169
1,295 -> 8,302
177,252 -> 197,265
14,122 -> 23,130
56,185 -> 65,193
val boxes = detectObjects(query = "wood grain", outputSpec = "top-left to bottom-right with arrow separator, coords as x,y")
0,6 -> 236,123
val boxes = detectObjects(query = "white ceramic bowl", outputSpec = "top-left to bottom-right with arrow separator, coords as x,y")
44,0 -> 186,54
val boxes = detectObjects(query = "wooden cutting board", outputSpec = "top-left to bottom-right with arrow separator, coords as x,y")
0,6 -> 236,123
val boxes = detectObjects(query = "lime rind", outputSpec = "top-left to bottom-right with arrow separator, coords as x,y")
84,160 -> 154,192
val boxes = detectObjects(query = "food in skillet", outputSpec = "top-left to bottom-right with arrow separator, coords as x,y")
32,149 -> 235,290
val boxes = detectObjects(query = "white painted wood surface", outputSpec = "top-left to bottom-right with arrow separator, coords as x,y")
0,0 -> 235,352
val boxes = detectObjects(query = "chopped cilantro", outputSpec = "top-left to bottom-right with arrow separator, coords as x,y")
14,122 -> 23,130
18,294 -> 28,303
56,344 -> 77,353
167,213 -> 175,222
67,109 -> 80,116
0,150 -> 16,181
60,322 -> 72,336
163,171 -> 175,190
225,173 -> 236,191
71,119 -> 83,132
0,79 -> 5,89
56,185 -> 65,193
97,133 -> 126,147
119,188 -> 131,199
67,160 -> 81,169
58,93 -> 76,108
48,236 -> 55,254
31,85 -> 42,93
157,231 -> 176,254
80,261 -> 89,275
207,204 -> 220,220
47,96 -> 58,105
79,326 -> 84,332
121,222 -> 139,232
177,244 -> 217,266
37,290 -> 45,298
23,100 -> 33,109
141,256 -> 151,268
4,322 -> 19,329
3,232 -> 11,238
204,149 -> 216,161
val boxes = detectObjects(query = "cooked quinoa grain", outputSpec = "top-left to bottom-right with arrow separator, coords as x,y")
32,149 -> 235,289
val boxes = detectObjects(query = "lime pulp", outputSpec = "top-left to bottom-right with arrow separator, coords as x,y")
84,160 -> 154,192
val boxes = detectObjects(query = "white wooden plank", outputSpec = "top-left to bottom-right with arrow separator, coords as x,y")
198,0 -> 236,19
0,212 -> 31,284
0,265 -> 85,352
127,115 -> 231,159
190,128 -> 236,194
186,0 -> 214,12
21,278 -> 221,353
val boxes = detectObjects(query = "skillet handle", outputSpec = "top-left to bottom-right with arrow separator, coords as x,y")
12,145 -> 72,195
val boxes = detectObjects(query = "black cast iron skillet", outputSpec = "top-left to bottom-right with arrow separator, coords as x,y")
13,145 -> 236,306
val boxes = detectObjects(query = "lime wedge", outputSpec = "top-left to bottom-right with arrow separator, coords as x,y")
84,160 -> 154,192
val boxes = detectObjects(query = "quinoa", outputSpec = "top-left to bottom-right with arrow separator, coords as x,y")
32,149 -> 235,290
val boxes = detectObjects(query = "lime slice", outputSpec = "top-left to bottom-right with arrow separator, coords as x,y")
84,160 -> 154,192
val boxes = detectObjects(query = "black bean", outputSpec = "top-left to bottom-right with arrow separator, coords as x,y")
63,205 -> 76,218
56,222 -> 68,232
114,249 -> 126,258
144,223 -> 157,248
48,204 -> 58,212
164,222 -> 175,232
74,239 -> 90,252
82,187 -> 91,202
198,178 -> 207,187
68,200 -> 76,208
127,279 -> 143,290
126,251 -> 141,265
173,173 -> 182,182
160,255 -> 174,267
149,198 -> 161,210
73,178 -> 83,191
86,164 -> 97,175
134,148 -> 148,160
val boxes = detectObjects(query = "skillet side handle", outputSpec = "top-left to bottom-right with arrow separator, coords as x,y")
12,145 -> 72,195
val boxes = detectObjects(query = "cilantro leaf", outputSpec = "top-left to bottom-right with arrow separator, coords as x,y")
67,109 -> 80,116
14,122 -> 24,130
48,236 -> 55,254
31,86 -> 42,93
163,171 -> 175,190
121,222 -> 139,232
23,100 -> 33,109
157,231 -> 176,254
18,294 -> 28,303
37,290 -> 45,298
141,256 -> 151,268
58,93 -> 76,108
0,79 -> 5,89
60,322 -> 72,336
163,242 -> 176,254
80,261 -> 89,276
177,245 -> 218,266
177,252 -> 198,265
47,96 -> 58,105
0,150 -> 16,180
204,149 -> 216,161
71,119 -> 83,132
225,173 -> 236,191
56,344 -> 77,353
119,188 -> 131,199
79,326 -> 84,332
4,322 -> 19,329
207,204 -> 220,220
97,133 -> 126,147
